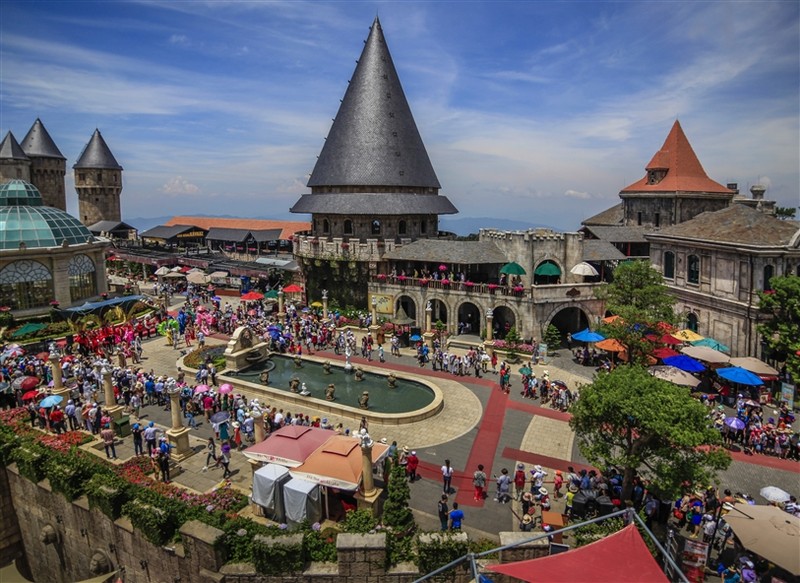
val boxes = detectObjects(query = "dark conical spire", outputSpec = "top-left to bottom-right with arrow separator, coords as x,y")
21,118 -> 65,159
0,131 -> 29,160
307,17 -> 440,190
74,129 -> 123,170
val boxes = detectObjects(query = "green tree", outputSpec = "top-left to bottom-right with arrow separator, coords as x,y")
569,365 -> 731,501
775,206 -> 797,220
544,324 -> 562,351
595,261 -> 677,365
504,326 -> 521,362
758,275 -> 800,383
382,459 -> 414,530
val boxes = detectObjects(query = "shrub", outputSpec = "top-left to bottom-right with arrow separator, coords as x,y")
417,532 -> 469,580
47,455 -> 96,501
382,461 -> 414,530
123,498 -> 179,546
216,516 -> 283,564
341,508 -> 378,533
303,528 -> 338,563
183,345 -> 226,370
11,443 -> 49,483
252,534 -> 304,575
86,473 -> 130,520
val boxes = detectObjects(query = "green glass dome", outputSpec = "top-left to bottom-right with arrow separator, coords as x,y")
0,180 -> 95,250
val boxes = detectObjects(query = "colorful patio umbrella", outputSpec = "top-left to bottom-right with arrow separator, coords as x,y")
728,357 -> 779,376
569,262 -> 599,277
310,301 -> 323,308
651,347 -> 680,359
648,365 -> 701,388
716,366 -> 764,386
681,345 -> 730,364
264,290 -> 279,299
500,262 -> 527,276
724,417 -> 746,431
595,338 -> 625,352
282,284 -> 303,293
659,334 -> 683,345
674,329 -> 704,342
662,354 -> 706,373
289,435 -> 390,490
691,337 -> 730,353
243,426 -> 335,468
241,291 -> 264,301
572,328 -> 605,343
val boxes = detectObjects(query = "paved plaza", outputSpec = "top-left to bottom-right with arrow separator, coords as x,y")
99,298 -> 799,544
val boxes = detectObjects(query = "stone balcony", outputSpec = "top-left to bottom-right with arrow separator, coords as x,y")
293,231 -> 457,264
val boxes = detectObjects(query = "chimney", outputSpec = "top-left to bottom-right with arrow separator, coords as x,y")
750,184 -> 766,200
726,183 -> 739,195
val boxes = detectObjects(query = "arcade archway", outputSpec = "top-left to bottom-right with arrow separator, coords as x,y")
493,305 -> 517,339
457,301 -> 480,335
430,298 -> 448,327
395,295 -> 417,323
548,307 -> 590,346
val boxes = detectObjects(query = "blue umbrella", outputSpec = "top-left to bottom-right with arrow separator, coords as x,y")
724,417 -> 745,431
39,394 -> 63,408
692,337 -> 730,353
662,354 -> 706,373
716,366 -> 763,386
572,328 -> 605,343
409,334 -> 422,342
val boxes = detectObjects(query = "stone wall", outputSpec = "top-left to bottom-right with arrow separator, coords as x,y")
0,467 -> 24,571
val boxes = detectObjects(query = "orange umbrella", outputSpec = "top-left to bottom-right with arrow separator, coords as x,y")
290,435 -> 389,491
602,315 -> 623,324
596,338 -> 625,352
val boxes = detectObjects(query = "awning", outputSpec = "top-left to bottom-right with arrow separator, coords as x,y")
534,262 -> 561,276
487,524 -> 668,582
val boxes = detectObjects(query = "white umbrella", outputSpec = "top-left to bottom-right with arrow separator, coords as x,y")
186,271 -> 208,284
760,486 -> 792,503
570,262 -> 599,277
729,357 -> 779,376
648,365 -> 701,388
680,345 -> 730,364
154,266 -> 171,276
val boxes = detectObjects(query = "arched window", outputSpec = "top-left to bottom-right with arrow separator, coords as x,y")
663,251 -> 675,279
344,219 -> 353,236
68,254 -> 97,302
322,219 -> 330,235
763,264 -> 774,291
687,254 -> 700,284
0,260 -> 54,310
398,220 -> 407,235
686,312 -> 699,332
371,220 -> 381,236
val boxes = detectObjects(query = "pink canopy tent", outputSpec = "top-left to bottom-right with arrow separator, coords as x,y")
487,524 -> 668,583
242,426 -> 335,468
290,435 -> 390,491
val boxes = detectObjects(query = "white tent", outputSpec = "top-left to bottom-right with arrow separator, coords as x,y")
283,477 -> 321,527
252,464 -> 291,523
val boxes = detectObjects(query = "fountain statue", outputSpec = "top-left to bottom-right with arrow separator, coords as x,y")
358,391 -> 370,410
344,347 -> 353,372
325,383 -> 336,401
387,373 -> 397,389
259,370 -> 270,385
323,360 -> 332,374
354,367 -> 364,382
300,382 -> 311,396
289,376 -> 300,393
294,355 -> 303,368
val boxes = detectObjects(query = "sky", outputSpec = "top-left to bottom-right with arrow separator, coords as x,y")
1,1 -> 798,231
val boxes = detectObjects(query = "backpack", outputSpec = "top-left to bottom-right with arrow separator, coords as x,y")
580,475 -> 591,490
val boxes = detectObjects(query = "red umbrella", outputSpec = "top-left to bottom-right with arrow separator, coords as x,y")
20,376 -> 40,391
660,334 -> 682,345
36,351 -> 50,360
22,390 -> 40,401
652,347 -> 679,359
282,284 -> 303,293
241,291 -> 264,301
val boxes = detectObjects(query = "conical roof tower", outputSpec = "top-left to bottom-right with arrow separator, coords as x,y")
74,129 -> 123,170
74,129 -> 123,226
0,131 -> 32,184
20,118 -> 65,160
20,118 -> 67,210
0,132 -> 30,161
292,17 -> 456,217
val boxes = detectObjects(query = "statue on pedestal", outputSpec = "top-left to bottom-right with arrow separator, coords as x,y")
387,373 -> 397,388
289,376 -> 300,393
323,360 -> 332,374
259,370 -> 270,385
358,391 -> 370,409
325,384 -> 336,401
354,367 -> 364,381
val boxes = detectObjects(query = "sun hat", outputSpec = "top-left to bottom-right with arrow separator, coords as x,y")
517,463 -> 525,469
522,492 -> 534,502
539,487 -> 549,496
322,418 -> 328,424
521,514 -> 533,525
232,422 -> 240,429
569,484 -> 579,493
411,450 -> 416,455
534,465 -> 543,472
402,445 -> 409,453
380,437 -> 388,444
555,470 -> 562,476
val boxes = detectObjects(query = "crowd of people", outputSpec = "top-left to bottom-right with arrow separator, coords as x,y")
712,397 -> 799,459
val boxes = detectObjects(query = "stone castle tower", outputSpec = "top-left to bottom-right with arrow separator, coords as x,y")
21,119 -> 68,211
74,129 -> 123,227
0,131 -> 31,184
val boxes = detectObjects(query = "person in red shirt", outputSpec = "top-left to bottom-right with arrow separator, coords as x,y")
49,406 -> 65,434
406,450 -> 420,482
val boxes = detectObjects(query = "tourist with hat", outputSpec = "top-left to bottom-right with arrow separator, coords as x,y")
494,468 -> 512,503
529,464 -> 547,493
538,487 -> 551,511
520,511 -> 534,532
131,422 -> 144,457
522,491 -> 534,516
566,484 -> 578,518
398,446 -> 409,474
553,469 -> 564,499
406,449 -> 420,482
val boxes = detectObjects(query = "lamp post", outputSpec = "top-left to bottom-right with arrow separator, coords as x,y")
165,378 -> 192,460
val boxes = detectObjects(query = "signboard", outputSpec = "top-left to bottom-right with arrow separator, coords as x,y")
537,343 -> 548,364
370,293 -> 393,315
781,382 -> 795,409
681,538 -> 709,583
177,230 -> 206,239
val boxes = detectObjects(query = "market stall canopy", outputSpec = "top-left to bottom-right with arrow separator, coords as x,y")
534,262 -> 561,277
595,338 -> 625,352
649,365 -> 701,388
723,504 -> 800,576
691,337 -> 730,354
728,357 -> 779,376
154,266 -> 171,276
662,354 -> 706,373
186,271 -> 208,284
651,347 -> 680,359
289,435 -> 389,491
487,524 -> 668,583
674,329 -> 704,342
572,328 -> 605,343
242,426 -> 335,468
500,261 -> 527,276
569,262 -> 599,277
282,284 -> 303,293
163,271 -> 186,279
681,345 -> 730,364
716,366 -> 764,386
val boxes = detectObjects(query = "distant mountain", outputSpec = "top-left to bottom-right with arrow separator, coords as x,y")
440,216 -> 556,236
126,216 -> 174,231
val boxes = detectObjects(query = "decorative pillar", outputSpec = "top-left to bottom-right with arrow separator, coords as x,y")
369,296 -> 380,338
253,412 -> 266,443
277,288 -> 285,318
102,367 -> 124,420
321,289 -> 329,323
165,378 -> 192,461
356,429 -> 381,514
49,344 -> 70,401
423,301 -> 434,351
484,308 -> 495,354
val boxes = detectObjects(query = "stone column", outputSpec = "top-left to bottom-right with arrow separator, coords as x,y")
277,288 -> 285,319
484,309 -> 496,355
50,352 -> 71,402
322,289 -> 329,323
368,296 -> 380,338
253,412 -> 266,443
356,431 -> 381,514
101,368 -> 124,420
166,380 -> 192,461
423,303 -> 435,351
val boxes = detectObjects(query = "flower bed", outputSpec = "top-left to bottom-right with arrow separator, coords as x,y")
491,340 -> 536,355
183,345 -> 226,370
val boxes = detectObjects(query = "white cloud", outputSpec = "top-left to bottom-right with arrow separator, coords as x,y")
169,34 -> 189,46
162,176 -> 200,195
564,189 -> 590,199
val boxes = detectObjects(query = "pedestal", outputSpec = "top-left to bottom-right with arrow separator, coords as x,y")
368,324 -> 380,339
423,331 -> 435,351
355,487 -> 384,517
254,414 -> 267,443
49,356 -> 63,391
169,391 -> 183,430
102,371 -> 124,420
166,427 -> 193,461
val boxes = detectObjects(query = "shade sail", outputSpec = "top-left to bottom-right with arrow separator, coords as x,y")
572,328 -> 605,343
500,261 -> 527,276
242,426 -> 335,467
487,524 -> 668,583
290,435 -> 389,491
662,354 -> 706,373
534,262 -> 561,276
729,357 -> 779,376
723,505 -> 800,575
716,366 -> 764,386
681,345 -> 730,364
595,338 -> 625,352
649,365 -> 701,387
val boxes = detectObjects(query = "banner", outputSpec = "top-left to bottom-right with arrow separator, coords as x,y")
781,382 -> 795,409
681,538 -> 709,583
370,293 -> 393,315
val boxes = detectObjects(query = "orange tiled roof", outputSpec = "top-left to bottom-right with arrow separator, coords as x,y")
620,121 -> 734,195
165,216 -> 310,241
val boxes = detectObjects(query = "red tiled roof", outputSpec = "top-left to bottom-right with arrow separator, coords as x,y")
621,121 -> 734,195
165,216 -> 310,241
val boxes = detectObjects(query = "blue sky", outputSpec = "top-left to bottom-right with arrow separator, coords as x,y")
1,1 -> 798,230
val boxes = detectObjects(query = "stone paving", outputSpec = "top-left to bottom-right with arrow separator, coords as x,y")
97,300 -> 799,544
